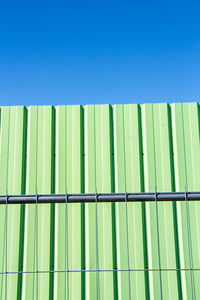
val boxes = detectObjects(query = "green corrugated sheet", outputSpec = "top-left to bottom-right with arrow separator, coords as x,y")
0,102 -> 199,299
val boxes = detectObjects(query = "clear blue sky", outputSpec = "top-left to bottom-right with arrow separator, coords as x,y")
0,1 -> 200,106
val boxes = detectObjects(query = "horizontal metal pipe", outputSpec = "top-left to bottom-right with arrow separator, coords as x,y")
0,267 -> 200,275
0,192 -> 199,204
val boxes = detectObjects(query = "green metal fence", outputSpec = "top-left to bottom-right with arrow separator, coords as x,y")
0,103 -> 199,299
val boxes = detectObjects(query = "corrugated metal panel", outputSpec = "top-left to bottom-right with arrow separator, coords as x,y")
0,102 -> 199,299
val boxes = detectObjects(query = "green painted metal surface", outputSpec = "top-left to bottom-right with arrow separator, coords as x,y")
0,102 -> 199,299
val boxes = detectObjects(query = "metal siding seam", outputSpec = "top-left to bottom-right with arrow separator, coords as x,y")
50,107 -> 55,299
67,106 -> 82,300
171,103 -> 193,299
0,107 -> 9,299
113,104 -> 129,300
153,104 -> 180,299
0,107 -> 10,300
124,104 -> 147,300
54,106 -> 68,299
22,106 -> 38,300
7,107 -> 25,300
182,103 -> 200,298
19,107 -> 27,299
123,106 -> 131,300
141,104 -> 160,299
85,105 -> 98,300
97,105 -> 114,300
37,106 -> 53,300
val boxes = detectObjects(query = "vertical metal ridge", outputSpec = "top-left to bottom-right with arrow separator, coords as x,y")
50,106 -> 55,299
113,104 -> 126,299
122,106 -> 131,300
96,105 -> 115,299
17,106 -> 27,299
35,110 -> 39,269
0,107 -> 8,299
137,105 -> 150,300
54,105 -> 67,300
154,103 -> 179,299
22,106 -> 38,300
93,104 -> 97,300
183,103 -> 200,298
167,103 -> 182,299
37,106 -> 53,300
67,105 -> 82,299
81,105 -> 85,300
167,104 -> 176,192
181,103 -> 188,189
84,104 -> 98,299
109,105 -> 118,300
6,107 -> 25,300
171,103 -> 193,298
141,103 -> 159,299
